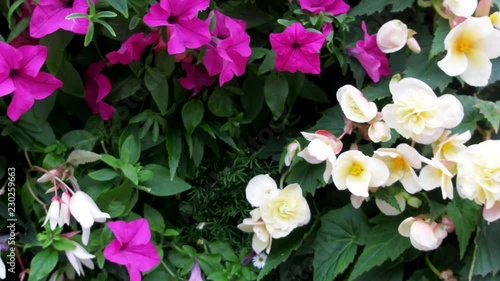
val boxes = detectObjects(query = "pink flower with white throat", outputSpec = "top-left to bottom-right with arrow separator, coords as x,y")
336,85 -> 377,123
69,191 -> 110,245
398,217 -> 448,251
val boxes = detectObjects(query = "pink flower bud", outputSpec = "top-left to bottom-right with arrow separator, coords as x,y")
376,20 -> 408,53
37,169 -> 60,183
483,201 -> 500,223
441,216 -> 455,233
284,141 -> 301,167
406,36 -> 421,54
475,0 -> 492,17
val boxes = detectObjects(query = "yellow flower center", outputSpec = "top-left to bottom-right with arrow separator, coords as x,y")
350,163 -> 364,176
491,13 -> 498,24
393,156 -> 406,170
453,34 -> 473,54
348,97 -> 364,116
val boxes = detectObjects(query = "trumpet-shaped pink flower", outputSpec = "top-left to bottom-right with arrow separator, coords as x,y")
0,43 -> 63,122
204,11 -> 251,86
270,23 -> 325,74
84,62 -> 114,120
143,0 -> 211,55
188,261 -> 203,281
106,32 -> 158,66
178,63 -> 215,96
103,219 -> 160,281
346,21 -> 391,83
29,0 -> 92,38
297,0 -> 350,15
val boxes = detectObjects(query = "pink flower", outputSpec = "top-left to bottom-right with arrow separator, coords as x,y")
179,63 -> 215,96
0,43 -> 62,122
103,219 -> 160,281
398,217 -> 448,251
106,32 -> 158,66
84,62 -> 114,120
269,23 -> 325,74
298,0 -> 350,15
29,0 -> 92,38
203,11 -> 251,86
143,0 -> 211,55
188,261 -> 203,281
346,21 -> 391,83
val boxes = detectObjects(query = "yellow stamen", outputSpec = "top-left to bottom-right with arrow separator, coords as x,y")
491,13 -> 498,24
393,156 -> 406,170
454,34 -> 472,54
350,163 -> 364,176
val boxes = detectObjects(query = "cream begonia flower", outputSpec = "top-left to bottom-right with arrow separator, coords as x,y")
350,194 -> 368,209
443,0 -> 478,17
419,157 -> 455,200
332,150 -> 389,197
483,201 -> 500,223
336,85 -> 377,123
376,20 -> 408,53
260,184 -> 310,239
491,12 -> 500,29
381,77 -> 464,144
456,140 -> 500,209
375,194 -> 406,216
398,217 -> 448,251
245,174 -> 278,208
438,17 -> 500,87
374,144 -> 422,194
432,130 -> 471,162
237,209 -> 273,254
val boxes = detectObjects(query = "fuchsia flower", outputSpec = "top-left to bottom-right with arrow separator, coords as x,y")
84,62 -> 114,120
203,11 -> 251,86
29,0 -> 93,38
0,42 -> 63,122
269,23 -> 325,74
346,21 -> 391,83
188,261 -> 203,281
297,0 -> 350,15
143,0 -> 211,55
179,63 -> 215,96
106,32 -> 158,66
104,219 -> 160,281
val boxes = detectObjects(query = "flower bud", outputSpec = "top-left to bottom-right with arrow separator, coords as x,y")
441,216 -> 455,233
491,12 -> 500,29
37,169 -> 59,183
407,196 -> 422,208
406,36 -> 421,54
336,85 -> 378,123
475,0 -> 492,17
376,20 -> 408,53
368,121 -> 391,143
284,141 -> 301,167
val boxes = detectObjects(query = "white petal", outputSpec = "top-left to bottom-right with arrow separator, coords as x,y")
252,233 -> 268,254
375,196 -> 405,216
461,49 -> 492,87
419,165 -> 442,191
368,158 -> 390,187
0,257 -> 5,280
398,217 -> 416,237
346,173 -> 371,197
436,94 -> 464,129
390,77 -> 436,101
307,139 -> 331,162
475,29 -> 500,59
69,192 -> 95,228
253,224 -> 270,243
65,250 -> 83,276
246,174 -> 278,207
350,194 -> 366,209
400,168 -> 423,194
410,221 -> 443,251
81,227 -> 91,245
397,144 -> 421,169
438,50 -> 468,77
445,0 -> 477,17
483,201 -> 500,223
323,159 -> 334,184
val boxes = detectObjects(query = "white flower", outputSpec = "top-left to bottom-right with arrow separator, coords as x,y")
285,141 -> 301,167
42,200 -> 60,230
0,256 -> 5,280
381,77 -> 464,144
336,85 -> 377,123
298,130 -> 341,183
398,217 -> 448,251
332,150 -> 389,197
419,157 -> 455,200
252,252 -> 267,269
432,130 -> 471,162
65,241 -> 95,276
438,17 -> 500,87
237,209 -> 273,254
443,0 -> 478,17
375,194 -> 406,216
368,121 -> 391,143
376,20 -> 409,53
260,184 -> 310,239
373,144 -> 422,194
350,194 -> 368,209
59,192 -> 71,227
245,174 -> 278,208
456,140 -> 500,208
483,201 -> 500,223
491,12 -> 500,29
69,191 -> 110,245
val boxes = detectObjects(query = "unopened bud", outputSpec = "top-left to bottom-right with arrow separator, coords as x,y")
368,121 -> 391,143
407,197 -> 422,208
37,169 -> 59,183
376,20 -> 408,53
284,141 -> 301,167
441,216 -> 455,233
406,36 -> 421,54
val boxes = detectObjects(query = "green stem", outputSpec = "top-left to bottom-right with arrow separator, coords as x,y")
279,168 -> 293,189
161,261 -> 176,278
431,0 -> 449,19
425,253 -> 441,277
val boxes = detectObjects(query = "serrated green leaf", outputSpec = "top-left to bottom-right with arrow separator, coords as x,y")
372,185 -> 404,212
453,95 -> 483,133
404,50 -> 452,92
474,100 -> 500,132
360,77 -> 391,101
60,130 -> 98,150
447,196 -> 480,259
429,200 -> 447,221
285,160 -> 325,194
310,105 -> 345,136
355,261 -> 404,281
350,0 -> 413,16
430,18 -> 449,58
313,206 -> 371,281
473,219 -> 500,276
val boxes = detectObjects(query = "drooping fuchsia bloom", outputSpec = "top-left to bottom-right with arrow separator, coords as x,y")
203,11 -> 251,86
0,42 -> 63,122
269,23 -> 325,74
346,21 -> 391,83
106,32 -> 158,66
143,0 -> 211,55
29,0 -> 93,38
179,63 -> 216,96
103,219 -> 160,281
84,62 -> 114,120
297,0 -> 350,15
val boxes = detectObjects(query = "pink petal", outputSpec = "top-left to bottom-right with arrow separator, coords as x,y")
189,261 -> 203,281
203,47 -> 223,76
103,239 -> 126,264
483,202 -> 500,223
14,72 -> 63,99
123,244 -> 160,271
29,0 -> 89,38
126,264 -> 143,281
166,18 -> 211,54
0,78 -> 15,97
106,219 -> 152,246
7,87 -> 35,121
143,4 -> 171,28
18,45 -> 48,77
324,0 -> 350,15
168,0 -> 209,19
87,61 -> 105,78
97,102 -> 115,120
0,42 -> 22,70
95,74 -> 111,102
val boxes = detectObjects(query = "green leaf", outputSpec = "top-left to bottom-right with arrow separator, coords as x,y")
372,185 -> 404,211
100,154 -> 121,169
182,99 -> 204,136
88,168 -> 118,181
349,216 -> 412,280
446,196 -> 480,259
6,18 -> 29,43
429,200 -> 447,221
143,164 -> 191,196
144,67 -> 169,115
104,0 -> 128,18
96,11 -> 118,18
286,160 -> 325,194
264,72 -> 289,120
65,13 -> 90,19
66,150 -> 101,166
84,21 -> 94,46
452,95 -> 483,133
39,31 -> 75,74
52,237 -> 77,251
208,241 -> 239,262
350,0 -> 413,16
144,203 -> 165,233
208,88 -> 237,118
7,0 -> 26,29
120,134 -> 141,164
121,163 -> 139,185
195,253 -> 224,275
299,79 -> 330,104
313,206 -> 371,281
241,73 -> 265,121
361,77 -> 391,101
474,100 -> 500,133
109,76 -> 142,101
96,183 -> 137,217
220,3 -> 273,29
310,105 -> 345,136
28,248 -> 58,281
473,220 -> 500,277
430,18 -> 449,58
257,50 -> 276,75
61,130 -> 98,150
355,261 -> 404,281
403,50 -> 453,92
57,59 -> 86,97
155,51 -> 175,78
489,58 -> 500,84
95,19 -> 117,37
166,124 -> 182,179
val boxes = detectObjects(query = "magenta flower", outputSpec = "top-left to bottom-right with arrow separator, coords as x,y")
106,32 -> 158,66
84,62 -> 114,120
203,11 -> 251,86
188,261 -> 203,281
346,21 -> 391,83
143,0 -> 211,55
29,0 -> 92,38
298,0 -> 350,15
269,23 -> 325,74
103,219 -> 160,281
179,63 -> 215,96
0,42 -> 62,122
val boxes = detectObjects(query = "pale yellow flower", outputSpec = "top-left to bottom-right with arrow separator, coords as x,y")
432,130 -> 471,162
